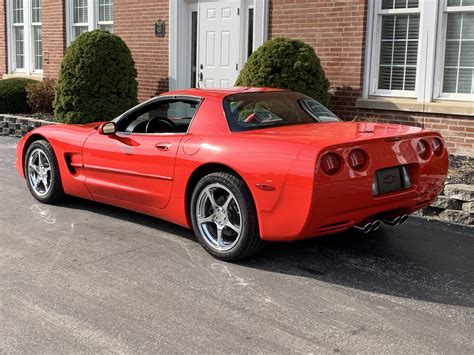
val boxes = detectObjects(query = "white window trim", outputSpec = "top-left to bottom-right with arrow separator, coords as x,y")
364,0 -> 473,103
66,0 -> 114,45
7,0 -> 43,75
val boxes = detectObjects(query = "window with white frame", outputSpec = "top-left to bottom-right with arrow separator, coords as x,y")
98,0 -> 113,32
440,0 -> 474,98
9,0 -> 43,73
371,0 -> 421,97
68,0 -> 114,43
366,0 -> 474,102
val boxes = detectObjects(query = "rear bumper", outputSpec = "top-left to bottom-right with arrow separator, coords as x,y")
258,138 -> 448,242
300,182 -> 441,239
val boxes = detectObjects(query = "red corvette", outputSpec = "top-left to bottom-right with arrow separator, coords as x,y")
16,88 -> 448,260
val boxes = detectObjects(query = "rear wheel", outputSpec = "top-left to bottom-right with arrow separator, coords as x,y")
190,172 -> 264,261
25,140 -> 64,204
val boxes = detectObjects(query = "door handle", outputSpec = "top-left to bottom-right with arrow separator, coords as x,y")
199,72 -> 203,81
155,142 -> 172,151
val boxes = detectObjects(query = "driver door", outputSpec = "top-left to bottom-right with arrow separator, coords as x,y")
82,97 -> 199,210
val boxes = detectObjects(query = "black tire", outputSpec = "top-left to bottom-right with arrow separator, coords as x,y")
190,172 -> 265,261
24,140 -> 64,204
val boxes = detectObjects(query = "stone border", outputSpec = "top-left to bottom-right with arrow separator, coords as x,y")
0,114 -> 58,137
416,184 -> 473,226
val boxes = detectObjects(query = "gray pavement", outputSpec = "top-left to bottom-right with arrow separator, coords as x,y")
1,136 -> 473,353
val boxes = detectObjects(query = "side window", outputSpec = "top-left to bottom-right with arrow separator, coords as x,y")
117,99 -> 199,134
300,99 -> 340,122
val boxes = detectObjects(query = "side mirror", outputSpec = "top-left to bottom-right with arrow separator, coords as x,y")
98,122 -> 116,135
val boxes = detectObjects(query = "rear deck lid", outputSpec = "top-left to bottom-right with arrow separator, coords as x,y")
235,122 -> 428,148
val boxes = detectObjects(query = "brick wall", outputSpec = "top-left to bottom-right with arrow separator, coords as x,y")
0,0 -> 7,76
269,0 -> 367,121
269,0 -> 367,95
42,0 -> 66,78
115,0 -> 169,101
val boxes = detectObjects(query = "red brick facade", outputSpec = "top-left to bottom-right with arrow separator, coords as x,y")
42,0 -> 67,78
0,0 -> 472,155
269,0 -> 367,105
115,0 -> 169,99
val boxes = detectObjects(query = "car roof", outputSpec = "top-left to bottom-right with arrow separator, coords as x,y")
161,87 -> 288,99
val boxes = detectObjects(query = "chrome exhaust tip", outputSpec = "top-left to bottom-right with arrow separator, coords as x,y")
354,222 -> 373,234
383,216 -> 401,226
399,214 -> 409,224
371,220 -> 381,231
393,216 -> 401,226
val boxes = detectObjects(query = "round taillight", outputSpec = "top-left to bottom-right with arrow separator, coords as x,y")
320,153 -> 342,175
416,139 -> 431,160
431,137 -> 443,156
348,149 -> 368,171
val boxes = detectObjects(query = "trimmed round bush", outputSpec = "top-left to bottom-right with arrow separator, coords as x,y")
0,78 -> 37,113
54,30 -> 138,124
236,38 -> 331,106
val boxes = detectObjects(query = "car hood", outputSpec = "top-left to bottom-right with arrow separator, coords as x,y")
235,122 -> 428,149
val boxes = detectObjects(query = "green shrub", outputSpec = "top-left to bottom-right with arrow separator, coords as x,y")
54,30 -> 138,124
26,78 -> 56,113
0,78 -> 37,113
236,38 -> 331,106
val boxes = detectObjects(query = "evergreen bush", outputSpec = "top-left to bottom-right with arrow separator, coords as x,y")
54,30 -> 138,124
236,38 -> 330,106
0,78 -> 36,113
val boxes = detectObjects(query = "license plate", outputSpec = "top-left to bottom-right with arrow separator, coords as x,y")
375,166 -> 410,195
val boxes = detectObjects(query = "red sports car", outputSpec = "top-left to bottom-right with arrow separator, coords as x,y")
16,88 -> 448,260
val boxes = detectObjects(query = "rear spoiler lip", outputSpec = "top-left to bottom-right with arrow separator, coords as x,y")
316,130 -> 444,154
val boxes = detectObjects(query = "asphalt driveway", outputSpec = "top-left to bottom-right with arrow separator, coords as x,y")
1,136 -> 473,353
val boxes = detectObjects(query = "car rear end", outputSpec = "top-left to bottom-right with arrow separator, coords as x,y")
299,130 -> 448,238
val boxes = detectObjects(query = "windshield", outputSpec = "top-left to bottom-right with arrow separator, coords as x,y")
223,91 -> 340,132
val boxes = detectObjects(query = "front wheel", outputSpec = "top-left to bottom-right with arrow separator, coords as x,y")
24,140 -> 64,204
190,172 -> 264,261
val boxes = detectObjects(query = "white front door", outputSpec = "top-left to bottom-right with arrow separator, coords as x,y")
198,0 -> 241,88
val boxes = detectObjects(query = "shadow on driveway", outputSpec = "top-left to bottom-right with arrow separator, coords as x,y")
61,197 -> 474,309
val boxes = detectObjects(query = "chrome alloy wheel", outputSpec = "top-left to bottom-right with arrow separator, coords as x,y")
27,148 -> 52,197
196,183 -> 242,251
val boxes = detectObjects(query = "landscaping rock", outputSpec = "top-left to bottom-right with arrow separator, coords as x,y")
419,206 -> 442,217
3,116 -> 16,124
438,210 -> 473,225
462,202 -> 473,213
444,184 -> 474,202
430,196 -> 463,210
447,155 -> 474,185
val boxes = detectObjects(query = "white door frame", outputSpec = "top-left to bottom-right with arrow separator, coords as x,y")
169,0 -> 269,90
